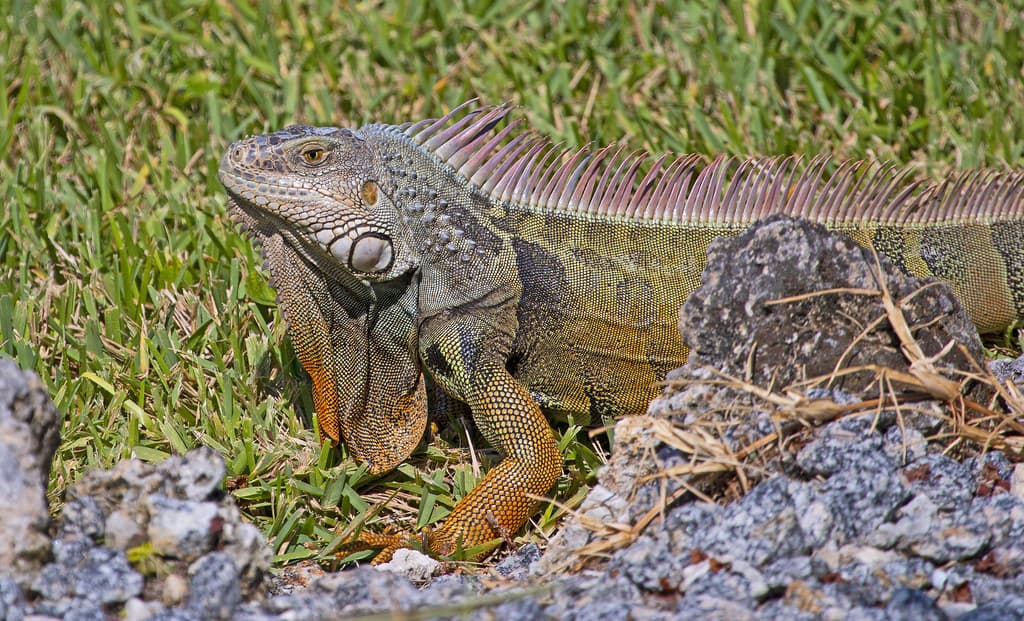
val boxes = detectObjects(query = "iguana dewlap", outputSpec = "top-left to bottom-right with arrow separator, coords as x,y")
220,101 -> 1024,562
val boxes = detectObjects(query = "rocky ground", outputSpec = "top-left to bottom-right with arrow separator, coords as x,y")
3,216 -> 1024,620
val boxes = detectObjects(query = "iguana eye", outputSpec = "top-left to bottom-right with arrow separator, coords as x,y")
302,148 -> 326,165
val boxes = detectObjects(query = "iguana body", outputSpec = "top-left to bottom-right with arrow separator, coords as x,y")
220,102 -> 1024,561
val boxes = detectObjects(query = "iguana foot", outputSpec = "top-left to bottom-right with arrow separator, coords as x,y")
337,529 -> 448,565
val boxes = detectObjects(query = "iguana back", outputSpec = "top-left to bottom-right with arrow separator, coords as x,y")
220,102 -> 1024,561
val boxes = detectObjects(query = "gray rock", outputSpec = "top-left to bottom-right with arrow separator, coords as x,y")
494,543 -> 541,580
374,547 -> 441,582
170,447 -> 226,501
967,450 -> 1016,494
65,447 -> 227,532
755,600 -> 820,621
0,359 -> 60,588
32,540 -> 83,600
674,595 -> 758,620
682,559 -> 768,605
543,575 -> 647,621
0,360 -> 60,488
222,519 -> 272,592
883,426 -> 928,465
144,609 -> 204,621
909,528 -> 987,565
794,424 -> 892,478
560,600 -> 639,621
884,588 -> 946,620
978,452 -> 1015,482
878,557 -> 934,589
902,453 -> 975,512
808,581 -> 877,617
968,573 -> 1024,610
59,496 -> 106,543
62,447 -> 269,603
959,596 -> 1024,620
34,598 -> 106,621
104,508 -> 145,551
8,446 -> 272,620
0,578 -> 25,621
694,477 -> 823,566
33,540 -> 144,605
868,493 -> 985,562
831,556 -> 933,607
123,597 -> 167,621
988,354 -> 1024,387
609,532 -> 685,592
842,608 -> 890,621
145,494 -> 220,561
536,413 -> 673,571
163,572 -> 190,607
975,543 -> 1024,577
679,215 -> 984,395
309,567 -> 420,616
814,448 -> 908,543
420,573 -> 481,601
981,494 -> 1024,544
532,217 -> 1013,621
187,552 -> 241,620
902,498 -> 993,563
663,501 -> 723,553
474,596 -> 547,621
760,556 -> 831,595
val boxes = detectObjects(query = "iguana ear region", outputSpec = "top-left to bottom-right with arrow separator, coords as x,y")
349,232 -> 394,274
361,180 -> 379,207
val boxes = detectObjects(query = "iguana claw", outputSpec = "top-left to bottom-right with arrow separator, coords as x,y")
337,529 -> 447,565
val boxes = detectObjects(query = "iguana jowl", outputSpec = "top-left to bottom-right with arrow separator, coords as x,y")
220,101 -> 1024,561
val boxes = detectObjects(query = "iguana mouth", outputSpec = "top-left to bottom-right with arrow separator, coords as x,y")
225,192 -> 367,294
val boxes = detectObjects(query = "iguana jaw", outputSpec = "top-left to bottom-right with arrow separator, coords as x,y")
223,192 -> 364,295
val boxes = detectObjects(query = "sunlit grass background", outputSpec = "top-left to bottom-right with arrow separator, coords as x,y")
2,0 -> 1022,565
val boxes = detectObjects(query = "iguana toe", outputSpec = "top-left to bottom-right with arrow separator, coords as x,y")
337,529 -> 446,565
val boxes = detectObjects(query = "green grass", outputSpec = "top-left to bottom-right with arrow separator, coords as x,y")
2,0 -> 1023,566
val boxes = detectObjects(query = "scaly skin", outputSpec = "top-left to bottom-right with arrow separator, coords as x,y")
220,104 -> 1024,561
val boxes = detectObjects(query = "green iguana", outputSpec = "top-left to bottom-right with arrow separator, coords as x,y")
220,101 -> 1024,562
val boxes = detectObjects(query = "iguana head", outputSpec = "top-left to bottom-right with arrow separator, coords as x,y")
219,124 -> 418,281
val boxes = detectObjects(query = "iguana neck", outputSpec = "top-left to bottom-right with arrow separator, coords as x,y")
362,127 -> 519,312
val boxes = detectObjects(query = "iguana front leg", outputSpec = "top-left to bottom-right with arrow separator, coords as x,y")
429,360 -> 562,556
357,312 -> 562,562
